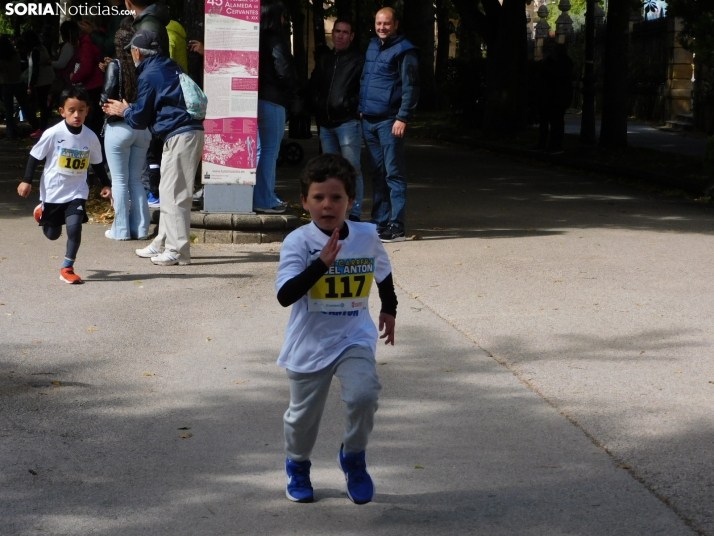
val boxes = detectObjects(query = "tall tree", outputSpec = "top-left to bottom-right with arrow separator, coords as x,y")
599,0 -> 630,148
452,0 -> 528,137
402,0 -> 437,110
434,0 -> 452,91
313,0 -> 327,49
284,0 -> 308,85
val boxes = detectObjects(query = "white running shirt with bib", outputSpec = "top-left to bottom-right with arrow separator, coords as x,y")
30,122 -> 103,204
276,221 -> 392,373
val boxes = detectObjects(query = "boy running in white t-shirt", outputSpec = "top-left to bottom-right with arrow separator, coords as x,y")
276,153 -> 398,505
17,85 -> 112,284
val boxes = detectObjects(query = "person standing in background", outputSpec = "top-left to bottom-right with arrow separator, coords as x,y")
308,18 -> 364,222
359,7 -> 419,243
254,0 -> 298,214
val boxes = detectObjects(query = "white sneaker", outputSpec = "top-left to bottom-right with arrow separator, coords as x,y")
151,252 -> 190,266
136,245 -> 161,258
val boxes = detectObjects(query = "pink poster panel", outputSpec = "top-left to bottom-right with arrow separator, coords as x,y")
202,0 -> 260,185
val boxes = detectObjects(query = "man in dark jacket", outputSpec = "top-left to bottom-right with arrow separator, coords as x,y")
309,18 -> 364,222
359,7 -> 419,243
103,30 -> 204,266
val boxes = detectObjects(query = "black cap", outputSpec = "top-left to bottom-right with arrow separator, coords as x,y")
125,29 -> 160,51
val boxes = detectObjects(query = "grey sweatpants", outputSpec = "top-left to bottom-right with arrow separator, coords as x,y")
284,345 -> 382,462
150,130 -> 204,262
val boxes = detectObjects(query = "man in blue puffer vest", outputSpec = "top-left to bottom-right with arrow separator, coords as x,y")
359,7 -> 419,243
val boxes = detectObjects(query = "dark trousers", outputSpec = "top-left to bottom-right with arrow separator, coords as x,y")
141,135 -> 163,195
538,104 -> 566,151
1,82 -> 39,137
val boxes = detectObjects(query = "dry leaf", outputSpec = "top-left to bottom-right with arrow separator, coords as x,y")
414,465 -> 424,469
379,362 -> 388,365
142,372 -> 156,377
445,369 -> 452,372
33,340 -> 41,344
639,350 -> 645,355
134,281 -> 142,285
454,262 -> 462,265
51,381 -> 61,386
179,433 -> 193,439
410,294 -> 419,299
553,280 -> 563,283
635,303 -> 643,306
178,426 -> 191,430
86,326 -> 99,332
410,234 -> 423,240
50,256 -> 58,259
675,370 -> 682,374
206,337 -> 211,342
234,380 -> 246,385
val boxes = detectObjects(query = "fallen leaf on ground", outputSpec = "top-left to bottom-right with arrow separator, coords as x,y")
206,337 -> 211,342
414,465 -> 424,469
178,426 -> 191,430
410,234 -> 423,240
379,362 -> 388,365
179,433 -> 193,439
33,340 -> 41,344
234,380 -> 246,385
50,256 -> 58,259
51,381 -> 61,386
134,281 -> 142,285
142,372 -> 156,377
86,327 -> 99,332
445,369 -> 452,372
454,262 -> 462,265
675,370 -> 682,374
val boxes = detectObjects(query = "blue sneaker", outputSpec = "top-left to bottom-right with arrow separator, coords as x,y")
285,458 -> 314,503
338,445 -> 374,504
147,192 -> 160,208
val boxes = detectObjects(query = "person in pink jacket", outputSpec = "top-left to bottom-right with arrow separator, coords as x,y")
70,20 -> 104,137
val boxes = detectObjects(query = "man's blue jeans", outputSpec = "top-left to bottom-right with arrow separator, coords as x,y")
319,120 -> 363,220
254,99 -> 285,210
362,117 -> 406,233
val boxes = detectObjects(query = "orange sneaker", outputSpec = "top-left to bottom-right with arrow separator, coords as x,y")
59,267 -> 82,284
33,203 -> 42,223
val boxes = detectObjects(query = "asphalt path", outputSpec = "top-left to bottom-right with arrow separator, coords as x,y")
563,114 -> 706,158
1,133 -> 712,535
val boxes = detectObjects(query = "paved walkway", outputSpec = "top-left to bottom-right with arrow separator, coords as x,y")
1,133 -> 712,535
564,113 -> 707,158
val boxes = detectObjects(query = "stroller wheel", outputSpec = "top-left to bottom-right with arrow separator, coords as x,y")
284,142 -> 304,165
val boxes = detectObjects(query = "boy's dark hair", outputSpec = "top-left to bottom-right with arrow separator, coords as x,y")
300,153 -> 356,199
59,84 -> 90,107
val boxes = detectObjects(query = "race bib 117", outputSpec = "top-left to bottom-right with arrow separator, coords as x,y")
308,257 -> 375,313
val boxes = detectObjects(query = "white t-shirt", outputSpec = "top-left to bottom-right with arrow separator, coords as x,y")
276,221 -> 393,373
30,121 -> 103,204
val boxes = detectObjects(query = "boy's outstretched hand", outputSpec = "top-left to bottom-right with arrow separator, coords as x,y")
17,183 -> 31,198
379,313 -> 395,345
319,228 -> 342,266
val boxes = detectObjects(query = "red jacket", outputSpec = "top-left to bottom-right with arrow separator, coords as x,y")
72,34 -> 103,90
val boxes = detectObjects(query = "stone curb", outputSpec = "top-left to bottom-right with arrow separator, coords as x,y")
149,209 -> 300,244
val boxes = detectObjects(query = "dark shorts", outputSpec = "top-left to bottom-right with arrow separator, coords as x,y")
39,198 -> 89,227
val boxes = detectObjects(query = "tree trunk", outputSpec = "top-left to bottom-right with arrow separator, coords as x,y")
403,0 -> 436,110
284,0 -> 307,86
435,0 -> 451,94
599,0 -> 629,148
481,0 -> 528,137
312,0 -> 326,49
